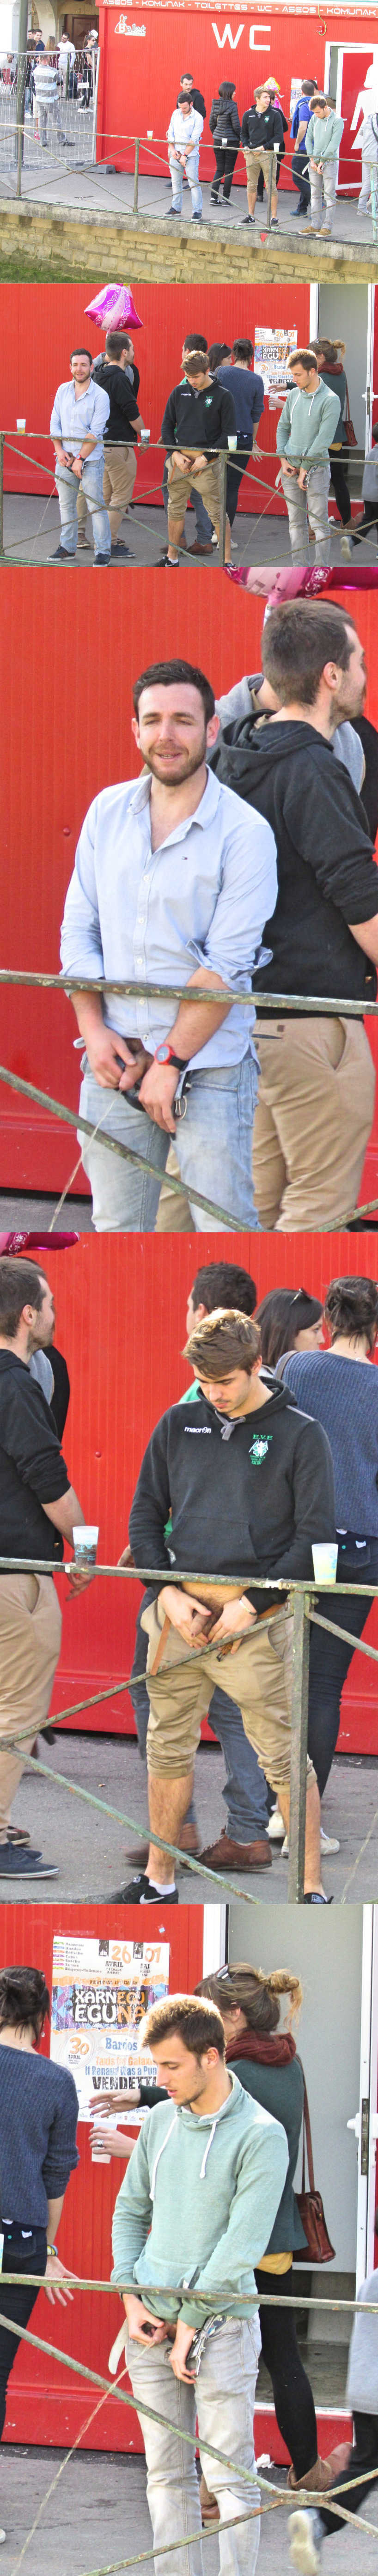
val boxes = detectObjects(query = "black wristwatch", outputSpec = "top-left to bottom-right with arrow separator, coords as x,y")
154,1042 -> 189,1070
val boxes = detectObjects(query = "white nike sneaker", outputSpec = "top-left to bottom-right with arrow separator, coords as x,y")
268,1802 -> 285,1843
289,2509 -> 323,2572
282,1827 -> 340,1858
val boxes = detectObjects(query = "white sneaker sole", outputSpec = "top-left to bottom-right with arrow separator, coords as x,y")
289,2512 -> 322,2573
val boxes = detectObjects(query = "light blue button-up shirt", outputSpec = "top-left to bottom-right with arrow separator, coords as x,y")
60,765 -> 277,1070
50,379 -> 110,462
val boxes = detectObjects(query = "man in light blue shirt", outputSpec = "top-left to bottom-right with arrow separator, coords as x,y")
49,347 -> 111,564
60,657 -> 277,1232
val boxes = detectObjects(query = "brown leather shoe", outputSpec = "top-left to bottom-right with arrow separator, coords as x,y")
188,541 -> 214,556
287,2460 -> 336,2495
195,1830 -> 272,1871
124,1822 -> 201,1867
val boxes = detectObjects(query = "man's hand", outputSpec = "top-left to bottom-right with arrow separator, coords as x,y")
309,157 -> 317,171
71,457 -> 83,480
89,2089 -> 140,2114
84,1023 -> 147,1091
66,1562 -> 97,1596
117,1542 -> 134,1569
55,445 -> 73,469
169,2321 -> 197,2383
171,451 -> 192,476
191,454 -> 207,474
123,2293 -> 167,2346
252,440 -> 263,460
298,468 -> 307,491
210,1593 -> 257,1655
138,1060 -> 179,1133
280,461 -> 297,479
159,1585 -> 211,1648
44,2252 -> 76,2307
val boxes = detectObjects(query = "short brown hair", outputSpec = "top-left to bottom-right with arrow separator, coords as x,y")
104,332 -> 131,359
288,347 -> 318,375
184,1307 -> 261,1381
140,1993 -> 226,2061
185,355 -> 208,378
0,1256 -> 46,1340
262,600 -> 356,708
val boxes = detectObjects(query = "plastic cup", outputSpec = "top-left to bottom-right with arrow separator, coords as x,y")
311,1543 -> 338,1585
147,127 -> 153,136
140,427 -> 150,445
72,1523 -> 98,1566
228,435 -> 237,450
17,417 -> 26,432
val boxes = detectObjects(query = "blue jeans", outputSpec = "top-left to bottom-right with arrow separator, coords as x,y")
169,150 -> 202,214
79,1055 -> 259,1232
163,454 -> 213,543
130,1602 -> 269,1842
55,457 -> 110,558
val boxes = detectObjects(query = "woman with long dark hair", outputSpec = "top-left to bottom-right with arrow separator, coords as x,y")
256,1288 -> 323,1372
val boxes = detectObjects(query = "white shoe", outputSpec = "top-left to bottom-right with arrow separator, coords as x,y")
268,1803 -> 285,1843
282,1826 -> 340,1859
0,2532 -> 5,2545
289,2509 -> 323,2572
211,531 -> 218,546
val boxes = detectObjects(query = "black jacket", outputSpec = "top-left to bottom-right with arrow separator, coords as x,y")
214,715 -> 378,1003
241,104 -> 283,152
0,1352 -> 69,1566
91,358 -> 140,445
177,85 -> 205,118
161,376 -> 236,457
210,94 -> 240,145
128,1373 -> 335,1616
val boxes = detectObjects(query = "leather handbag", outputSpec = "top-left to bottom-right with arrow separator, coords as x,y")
293,2072 -> 335,2264
343,378 -> 358,450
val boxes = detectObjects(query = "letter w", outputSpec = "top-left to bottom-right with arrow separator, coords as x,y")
212,22 -> 244,47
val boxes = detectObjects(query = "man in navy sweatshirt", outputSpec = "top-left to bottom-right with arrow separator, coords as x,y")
117,1306 -> 335,1908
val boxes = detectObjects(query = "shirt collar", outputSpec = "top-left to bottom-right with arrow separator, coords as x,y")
129,764 -> 222,839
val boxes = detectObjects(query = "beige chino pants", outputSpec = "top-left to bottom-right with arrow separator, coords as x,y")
142,1596 -> 314,1796
252,1014 -> 375,1230
0,1573 -> 62,1840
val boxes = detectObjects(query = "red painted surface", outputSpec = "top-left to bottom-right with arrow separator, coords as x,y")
339,45 -> 378,193
0,1901 -> 205,2448
1,568 -> 378,1209
95,3 -> 378,177
0,277 -> 311,511
18,1228 -> 378,1758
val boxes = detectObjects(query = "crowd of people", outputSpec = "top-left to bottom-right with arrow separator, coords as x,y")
47,327 -> 370,567
161,65 -> 376,235
0,1247 -> 378,1904
57,611 -> 378,1232
0,1961 -> 378,2576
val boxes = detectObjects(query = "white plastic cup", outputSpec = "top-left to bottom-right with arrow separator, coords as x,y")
73,1522 -> 98,1565
140,427 -> 150,445
147,127 -> 153,136
311,1543 -> 338,1585
227,434 -> 237,450
17,417 -> 26,432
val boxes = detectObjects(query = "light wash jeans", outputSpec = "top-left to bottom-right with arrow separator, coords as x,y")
78,1055 -> 259,1231
283,463 -> 331,565
55,457 -> 110,558
309,160 -> 336,230
359,160 -> 378,211
169,149 -> 202,215
130,1601 -> 269,1843
126,2316 -> 262,2576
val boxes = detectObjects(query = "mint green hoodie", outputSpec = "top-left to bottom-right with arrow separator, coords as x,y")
111,2070 -> 288,2330
276,378 -> 341,467
306,109 -> 343,161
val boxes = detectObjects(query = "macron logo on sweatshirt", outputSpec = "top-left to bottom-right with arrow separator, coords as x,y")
184,1424 -> 212,1433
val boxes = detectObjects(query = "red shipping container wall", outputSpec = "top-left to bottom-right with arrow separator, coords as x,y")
1,569 -> 378,1201
95,5 -> 378,182
0,1902 -> 205,2448
0,278 -> 311,507
25,1229 -> 378,1758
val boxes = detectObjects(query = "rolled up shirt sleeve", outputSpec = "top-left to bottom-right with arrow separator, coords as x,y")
61,799 -> 105,982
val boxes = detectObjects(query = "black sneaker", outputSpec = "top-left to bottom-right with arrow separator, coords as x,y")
192,211 -> 202,220
49,545 -> 73,561
110,545 -> 133,561
303,1891 -> 333,1905
111,1871 -> 178,1905
0,1846 -> 59,1879
93,553 -> 111,566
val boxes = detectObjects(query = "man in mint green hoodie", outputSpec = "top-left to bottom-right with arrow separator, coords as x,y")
276,351 -> 341,565
112,1993 -> 288,2576
305,95 -> 344,235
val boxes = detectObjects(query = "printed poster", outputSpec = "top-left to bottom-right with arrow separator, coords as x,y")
50,1934 -> 170,2118
255,327 -> 298,393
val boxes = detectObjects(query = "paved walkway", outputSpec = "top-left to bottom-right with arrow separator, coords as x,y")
2,493 -> 375,569
0,153 -> 376,253
1,2446 -> 378,2576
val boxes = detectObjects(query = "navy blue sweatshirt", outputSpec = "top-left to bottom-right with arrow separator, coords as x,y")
0,2046 -> 79,2228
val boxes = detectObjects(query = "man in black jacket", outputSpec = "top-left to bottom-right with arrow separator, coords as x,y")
215,599 -> 378,1229
241,85 -> 283,223
80,332 -> 142,562
0,1257 -> 91,1883
161,352 -> 235,563
117,1307 -> 336,1908
177,72 -> 206,119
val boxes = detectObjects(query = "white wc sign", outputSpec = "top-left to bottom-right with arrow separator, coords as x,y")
212,20 -> 271,49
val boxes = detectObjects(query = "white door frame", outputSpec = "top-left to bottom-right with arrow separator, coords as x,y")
366,279 -> 378,453
347,1904 -> 378,2291
202,1905 -> 227,1973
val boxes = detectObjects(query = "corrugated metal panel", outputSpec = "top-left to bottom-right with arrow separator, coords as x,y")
34,1230 -> 378,1754
1,278 -> 311,504
1,569 -> 378,1205
95,6 -> 378,174
0,1900 -> 205,2448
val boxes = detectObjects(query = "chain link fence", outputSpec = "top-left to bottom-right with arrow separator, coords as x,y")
0,43 -> 100,190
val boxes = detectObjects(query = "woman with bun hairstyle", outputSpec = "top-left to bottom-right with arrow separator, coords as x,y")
196,1964 -> 333,2504
0,1963 -> 79,2528
256,1289 -> 323,1372
309,341 -> 351,530
281,1275 -> 378,1804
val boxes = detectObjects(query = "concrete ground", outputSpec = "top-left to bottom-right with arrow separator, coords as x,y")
4,1731 -> 377,1904
0,152 -> 376,254
2,493 -> 376,571
1,2446 -> 378,2576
